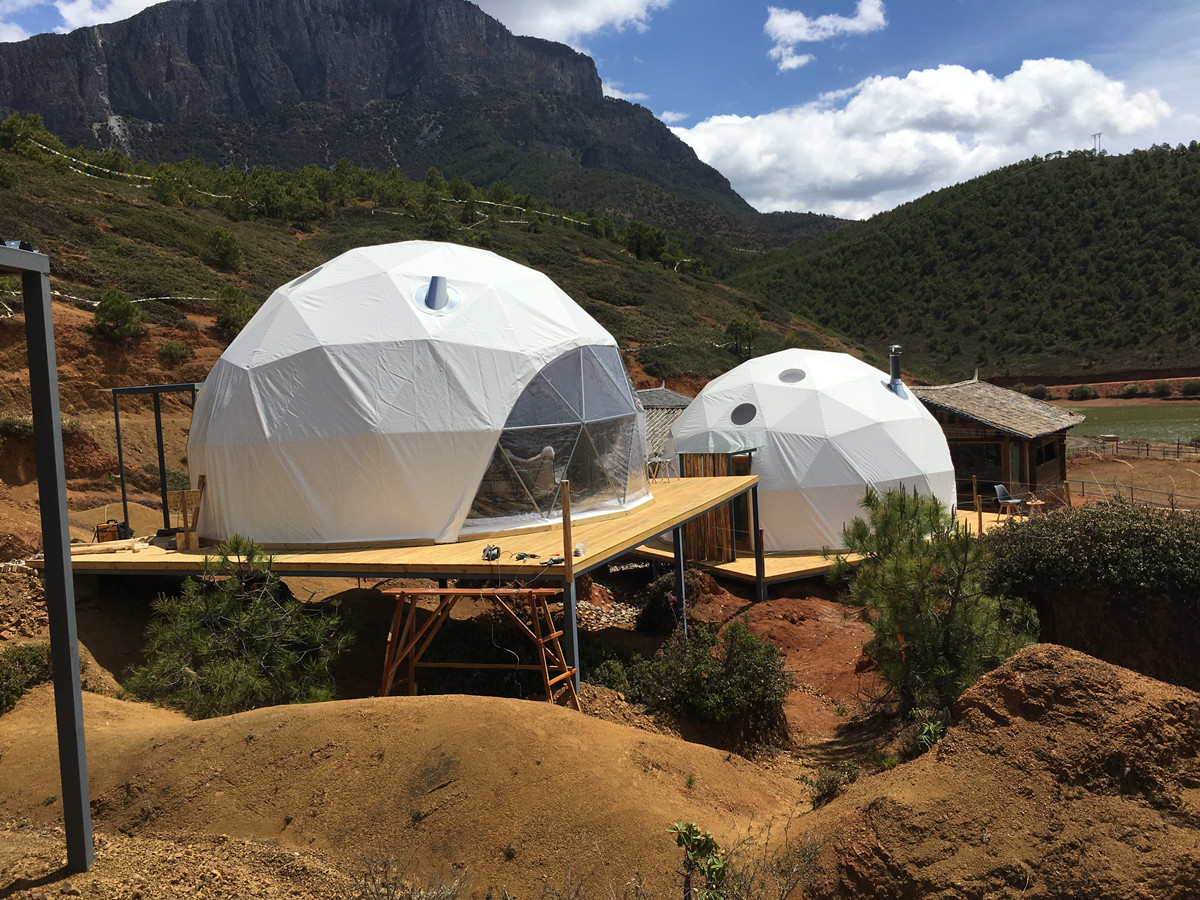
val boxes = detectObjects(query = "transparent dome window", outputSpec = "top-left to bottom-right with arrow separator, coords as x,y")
467,345 -> 648,524
779,368 -> 806,384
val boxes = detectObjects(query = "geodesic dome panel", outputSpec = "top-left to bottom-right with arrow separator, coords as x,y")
670,349 -> 955,552
187,241 -> 651,545
466,345 -> 649,527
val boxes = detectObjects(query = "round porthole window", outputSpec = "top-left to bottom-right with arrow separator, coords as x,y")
779,368 -> 806,384
730,402 -> 757,426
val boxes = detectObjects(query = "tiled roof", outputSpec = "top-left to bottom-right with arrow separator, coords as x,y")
636,386 -> 693,409
911,379 -> 1085,439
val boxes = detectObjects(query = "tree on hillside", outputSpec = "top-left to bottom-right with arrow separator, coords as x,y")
725,317 -> 761,360
623,219 -> 667,261
205,226 -> 243,270
87,289 -> 146,342
829,488 -> 1037,714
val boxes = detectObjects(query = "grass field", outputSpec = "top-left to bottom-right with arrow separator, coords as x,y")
1066,403 -> 1200,443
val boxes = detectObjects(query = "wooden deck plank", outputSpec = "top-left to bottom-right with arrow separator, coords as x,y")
50,477 -> 758,579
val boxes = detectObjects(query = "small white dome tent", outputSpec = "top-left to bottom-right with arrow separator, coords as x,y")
188,241 -> 650,545
669,348 -> 955,552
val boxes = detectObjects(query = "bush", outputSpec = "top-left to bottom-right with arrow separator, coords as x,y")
158,340 -> 194,365
1118,382 -> 1141,399
1018,383 -> 1050,400
636,569 -> 710,633
1151,380 -> 1174,398
140,463 -> 190,492
205,226 -> 243,270
629,620 -> 793,748
0,643 -> 52,716
87,289 -> 146,341
1067,384 -> 1099,401
828,488 -> 1036,714
215,285 -> 258,339
1181,379 -> 1200,397
0,162 -> 16,190
125,535 -> 351,718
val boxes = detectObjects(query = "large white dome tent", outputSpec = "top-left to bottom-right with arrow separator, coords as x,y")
669,348 -> 955,552
188,241 -> 650,545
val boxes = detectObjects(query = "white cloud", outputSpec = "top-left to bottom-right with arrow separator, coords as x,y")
603,81 -> 649,102
659,110 -> 688,125
766,0 -> 885,71
53,0 -> 158,30
0,20 -> 28,40
673,58 -> 1170,219
473,0 -> 670,46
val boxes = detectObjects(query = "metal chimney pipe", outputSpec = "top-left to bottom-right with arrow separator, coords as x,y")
888,344 -> 902,391
425,275 -> 449,310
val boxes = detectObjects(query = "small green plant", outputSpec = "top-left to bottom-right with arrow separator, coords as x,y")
214,285 -> 258,339
668,822 -> 727,900
0,162 -> 16,190
685,773 -> 697,790
87,289 -> 146,341
903,708 -> 947,758
800,763 -> 858,808
1067,384 -> 1099,401
1119,382 -> 1141,399
42,795 -> 57,806
125,535 -> 351,718
1151,380 -> 1174,398
502,844 -> 516,861
352,856 -> 466,900
141,463 -> 190,492
158,340 -> 194,365
1181,379 -> 1200,397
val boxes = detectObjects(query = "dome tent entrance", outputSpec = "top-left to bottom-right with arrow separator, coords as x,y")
669,349 -> 955,553
188,241 -> 650,546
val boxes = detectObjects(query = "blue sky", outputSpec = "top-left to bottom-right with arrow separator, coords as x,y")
2,0 -> 1197,219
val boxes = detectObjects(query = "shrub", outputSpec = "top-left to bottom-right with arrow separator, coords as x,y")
629,620 -> 793,748
636,569 -> 710,633
1118,382 -> 1141,399
1067,384 -> 1099,401
1181,379 -> 1200,397
1017,383 -> 1049,400
87,289 -> 146,341
140,463 -> 190,492
0,162 -> 16,190
1151,380 -> 1174,398
204,226 -> 243,270
828,488 -> 1036,714
158,340 -> 194,365
125,535 -> 351,718
215,285 -> 258,339
140,299 -> 191,329
0,643 -> 52,716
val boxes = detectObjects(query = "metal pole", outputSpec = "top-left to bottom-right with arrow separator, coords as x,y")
751,484 -> 765,605
153,393 -> 170,532
560,482 -> 580,692
112,391 -> 130,535
13,247 -> 94,872
672,526 -> 687,636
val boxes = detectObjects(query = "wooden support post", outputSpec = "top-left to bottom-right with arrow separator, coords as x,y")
672,525 -> 687,636
751,484 -> 765,605
560,482 -> 581,692
973,475 -> 982,535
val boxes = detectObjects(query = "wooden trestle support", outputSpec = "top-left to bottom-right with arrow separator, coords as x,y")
378,586 -> 581,711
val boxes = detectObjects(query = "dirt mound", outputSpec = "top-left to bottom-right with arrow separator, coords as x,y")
803,644 -> 1200,899
0,687 -> 809,898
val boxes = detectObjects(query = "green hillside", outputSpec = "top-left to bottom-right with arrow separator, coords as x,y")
728,144 -> 1200,382
0,120 -> 850,383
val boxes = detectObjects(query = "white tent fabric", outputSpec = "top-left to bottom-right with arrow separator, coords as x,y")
669,349 -> 956,552
188,241 -> 649,545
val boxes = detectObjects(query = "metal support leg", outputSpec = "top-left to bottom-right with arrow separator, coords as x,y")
18,255 -> 94,872
562,579 -> 581,692
751,485 -> 766,605
153,393 -> 171,533
672,526 -> 687,636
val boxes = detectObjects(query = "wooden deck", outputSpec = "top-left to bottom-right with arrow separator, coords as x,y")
631,507 -> 1012,584
55,476 -> 758,581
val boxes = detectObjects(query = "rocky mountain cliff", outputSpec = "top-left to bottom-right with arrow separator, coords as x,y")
0,0 -> 761,225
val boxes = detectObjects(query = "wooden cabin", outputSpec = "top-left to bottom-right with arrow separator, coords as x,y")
637,385 -> 693,478
911,378 -> 1084,500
